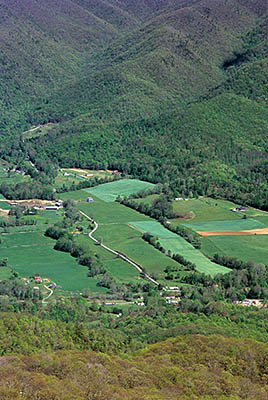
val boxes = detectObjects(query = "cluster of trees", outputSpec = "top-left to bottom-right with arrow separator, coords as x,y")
0,217 -> 37,228
117,194 -> 176,220
0,181 -> 55,200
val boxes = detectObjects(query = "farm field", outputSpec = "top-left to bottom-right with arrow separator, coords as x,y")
78,195 -> 152,224
170,198 -> 268,223
128,221 -> 230,276
184,218 -> 267,232
0,267 -> 12,280
83,179 -> 155,202
0,232 -> 108,293
75,234 -> 141,284
96,223 -> 180,279
202,235 -> 268,265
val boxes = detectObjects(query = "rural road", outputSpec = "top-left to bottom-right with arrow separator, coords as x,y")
42,285 -> 53,303
79,210 -> 159,286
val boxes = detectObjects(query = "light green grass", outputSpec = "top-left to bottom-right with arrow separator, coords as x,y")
202,235 -> 268,265
0,201 -> 11,210
184,218 -> 266,232
0,267 -> 12,280
128,221 -> 178,238
83,179 -> 155,202
127,221 -> 230,276
159,239 -> 230,276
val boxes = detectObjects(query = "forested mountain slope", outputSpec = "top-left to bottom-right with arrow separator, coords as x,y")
1,334 -> 268,399
0,0 -> 267,207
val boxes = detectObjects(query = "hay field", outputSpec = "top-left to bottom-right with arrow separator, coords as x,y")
84,179 -> 154,202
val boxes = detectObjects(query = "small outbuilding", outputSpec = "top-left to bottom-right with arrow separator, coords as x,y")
87,197 -> 94,203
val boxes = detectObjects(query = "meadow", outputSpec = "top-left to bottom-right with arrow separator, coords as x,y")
202,235 -> 268,265
0,231 -> 108,294
96,223 -> 180,280
78,195 -> 152,224
83,179 -> 155,202
184,218 -> 267,232
170,198 -> 268,224
75,234 -> 141,284
128,221 -> 230,276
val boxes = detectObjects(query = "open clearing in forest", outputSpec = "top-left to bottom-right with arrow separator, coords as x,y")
83,179 -> 155,202
202,235 -> 268,265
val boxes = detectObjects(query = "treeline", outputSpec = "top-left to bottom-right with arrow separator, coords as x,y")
0,181 -> 56,200
57,174 -> 120,193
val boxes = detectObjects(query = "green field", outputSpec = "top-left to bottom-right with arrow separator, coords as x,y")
0,201 -> 11,210
129,221 -> 178,238
0,267 -> 12,280
78,195 -> 152,224
0,232 -> 108,293
170,197 -> 268,223
127,221 -> 230,276
75,234 -> 141,284
184,218 -> 267,232
96,223 -> 180,279
202,235 -> 268,265
83,179 -> 155,202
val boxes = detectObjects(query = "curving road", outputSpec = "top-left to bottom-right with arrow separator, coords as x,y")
79,210 -> 159,286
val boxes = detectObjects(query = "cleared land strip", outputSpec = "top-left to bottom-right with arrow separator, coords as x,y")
198,228 -> 268,237
79,211 -> 159,286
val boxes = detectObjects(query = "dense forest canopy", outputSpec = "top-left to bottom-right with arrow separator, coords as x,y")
0,1 -> 268,398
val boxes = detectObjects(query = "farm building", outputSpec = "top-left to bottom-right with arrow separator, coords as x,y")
87,197 -> 94,203
34,276 -> 42,283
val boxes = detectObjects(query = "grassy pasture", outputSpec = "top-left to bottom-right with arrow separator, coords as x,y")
75,234 -> 140,283
78,196 -> 151,224
129,220 -> 178,238
0,232 -> 107,293
0,201 -> 11,210
83,179 -> 155,202
171,198 -> 268,224
202,235 -> 268,265
0,232 -> 54,247
0,267 -> 12,280
184,218 -> 266,232
115,237 -> 179,278
95,223 -> 179,279
127,221 -> 230,276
